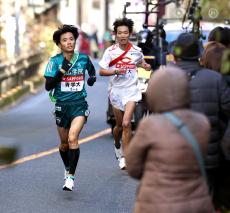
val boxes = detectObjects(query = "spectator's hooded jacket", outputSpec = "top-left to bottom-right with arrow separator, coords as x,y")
126,66 -> 214,213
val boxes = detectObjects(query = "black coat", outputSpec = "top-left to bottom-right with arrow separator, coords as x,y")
174,60 -> 230,169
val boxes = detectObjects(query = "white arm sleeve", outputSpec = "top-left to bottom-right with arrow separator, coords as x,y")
98,48 -> 112,69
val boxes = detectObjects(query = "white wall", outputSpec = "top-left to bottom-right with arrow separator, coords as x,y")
81,0 -> 105,41
59,0 -> 78,26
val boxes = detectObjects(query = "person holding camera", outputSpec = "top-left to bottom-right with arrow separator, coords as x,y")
44,24 -> 96,191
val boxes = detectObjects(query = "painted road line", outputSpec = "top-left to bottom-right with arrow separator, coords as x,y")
0,128 -> 111,170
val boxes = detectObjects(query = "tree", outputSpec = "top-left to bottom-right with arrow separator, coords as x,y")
201,0 -> 230,22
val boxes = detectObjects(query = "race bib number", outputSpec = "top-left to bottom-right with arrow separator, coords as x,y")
115,61 -> 136,79
115,68 -> 136,79
61,75 -> 84,92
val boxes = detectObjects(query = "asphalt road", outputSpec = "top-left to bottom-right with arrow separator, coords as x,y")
0,66 -> 138,213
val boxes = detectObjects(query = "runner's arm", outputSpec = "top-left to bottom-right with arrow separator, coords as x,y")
44,71 -> 64,91
99,68 -> 116,76
44,57 -> 72,91
98,49 -> 117,76
87,57 -> 96,77
86,57 -> 96,86
99,68 -> 124,76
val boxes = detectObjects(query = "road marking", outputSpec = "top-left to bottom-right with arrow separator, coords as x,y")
0,128 -> 111,170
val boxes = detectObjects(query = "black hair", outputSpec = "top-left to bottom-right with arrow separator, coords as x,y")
53,24 -> 79,46
208,26 -> 230,47
113,17 -> 134,34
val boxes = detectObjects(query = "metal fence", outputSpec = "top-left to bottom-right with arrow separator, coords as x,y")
0,52 -> 44,97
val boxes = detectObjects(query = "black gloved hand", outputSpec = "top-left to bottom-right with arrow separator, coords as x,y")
61,58 -> 72,72
87,76 -> 96,86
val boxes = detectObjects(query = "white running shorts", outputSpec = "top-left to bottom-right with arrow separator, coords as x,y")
109,86 -> 142,111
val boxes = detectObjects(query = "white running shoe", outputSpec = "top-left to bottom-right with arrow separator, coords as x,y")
63,176 -> 74,191
114,142 -> 123,161
64,169 -> 69,180
119,157 -> 126,170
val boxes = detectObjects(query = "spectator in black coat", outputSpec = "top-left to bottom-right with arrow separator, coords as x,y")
201,41 -> 230,211
168,32 -> 230,204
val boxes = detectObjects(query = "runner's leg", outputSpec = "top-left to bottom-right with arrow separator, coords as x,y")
57,127 -> 69,169
68,116 -> 85,176
122,101 -> 136,156
112,107 -> 123,148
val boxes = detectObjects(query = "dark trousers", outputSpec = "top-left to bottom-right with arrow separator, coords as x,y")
213,161 -> 230,211
206,168 -> 219,199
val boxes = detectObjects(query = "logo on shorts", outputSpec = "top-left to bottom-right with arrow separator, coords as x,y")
85,109 -> 90,117
55,106 -> 62,111
56,117 -> 61,124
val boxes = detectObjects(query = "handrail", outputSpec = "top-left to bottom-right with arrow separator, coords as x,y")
0,51 -> 44,97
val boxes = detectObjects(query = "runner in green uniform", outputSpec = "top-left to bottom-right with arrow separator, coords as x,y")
44,24 -> 96,191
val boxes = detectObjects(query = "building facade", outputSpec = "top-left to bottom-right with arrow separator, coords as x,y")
0,0 -> 59,62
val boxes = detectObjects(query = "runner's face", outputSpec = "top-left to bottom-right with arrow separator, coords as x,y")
116,26 -> 130,45
59,32 -> 76,53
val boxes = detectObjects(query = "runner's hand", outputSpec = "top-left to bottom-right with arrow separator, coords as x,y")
115,69 -> 126,75
142,63 -> 151,71
87,76 -> 96,86
61,58 -> 72,72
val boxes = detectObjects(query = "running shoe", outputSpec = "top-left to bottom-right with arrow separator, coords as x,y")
63,176 -> 74,191
64,169 -> 69,180
119,157 -> 126,170
114,141 -> 123,161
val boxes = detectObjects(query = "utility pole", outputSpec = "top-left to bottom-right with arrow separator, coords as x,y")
144,0 -> 150,26
0,0 -> 2,62
77,0 -> 82,26
105,0 -> 109,30
14,0 -> 20,56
